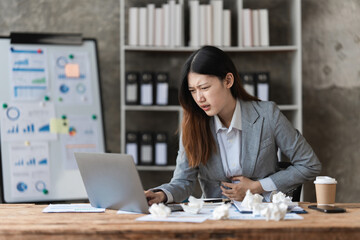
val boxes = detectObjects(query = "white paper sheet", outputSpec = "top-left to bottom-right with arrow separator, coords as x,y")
228,213 -> 303,220
0,102 -> 56,142
117,210 -> 142,215
10,142 -> 51,198
52,51 -> 92,105
9,46 -> 49,101
136,211 -> 209,223
42,204 -> 105,213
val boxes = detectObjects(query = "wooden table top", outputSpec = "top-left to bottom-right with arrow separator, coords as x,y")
0,203 -> 359,240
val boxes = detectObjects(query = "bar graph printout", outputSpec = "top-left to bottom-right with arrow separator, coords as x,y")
0,102 -> 56,142
9,142 -> 51,199
9,46 -> 49,101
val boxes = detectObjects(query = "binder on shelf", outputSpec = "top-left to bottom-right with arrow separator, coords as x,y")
139,133 -> 154,165
169,87 -> 179,105
140,72 -> 154,105
125,72 -> 139,105
256,72 -> 270,101
239,72 -> 256,97
155,133 -> 168,166
126,132 -> 139,165
155,72 -> 169,105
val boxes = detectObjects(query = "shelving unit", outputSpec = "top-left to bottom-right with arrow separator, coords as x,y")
120,0 -> 302,174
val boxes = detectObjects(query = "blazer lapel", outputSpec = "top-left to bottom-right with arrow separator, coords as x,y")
240,100 -> 263,177
207,118 -> 228,181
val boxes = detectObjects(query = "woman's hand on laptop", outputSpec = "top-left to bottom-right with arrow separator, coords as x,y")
145,190 -> 167,205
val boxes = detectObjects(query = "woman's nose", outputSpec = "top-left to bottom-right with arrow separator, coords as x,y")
196,91 -> 204,102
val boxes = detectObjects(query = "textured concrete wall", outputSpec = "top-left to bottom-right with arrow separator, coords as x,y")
302,0 -> 360,202
0,0 -> 121,153
0,0 -> 359,202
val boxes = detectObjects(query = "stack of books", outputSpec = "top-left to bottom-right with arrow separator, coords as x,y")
128,1 -> 184,47
242,8 -> 269,47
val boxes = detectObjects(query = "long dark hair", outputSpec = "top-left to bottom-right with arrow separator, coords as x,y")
179,46 -> 259,167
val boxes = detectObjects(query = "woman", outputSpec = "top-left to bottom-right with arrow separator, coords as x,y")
145,46 -> 321,205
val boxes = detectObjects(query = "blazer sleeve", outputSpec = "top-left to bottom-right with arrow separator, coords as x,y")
156,135 -> 199,203
266,102 -> 322,193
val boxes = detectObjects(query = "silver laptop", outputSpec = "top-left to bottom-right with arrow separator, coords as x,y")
74,152 -> 150,213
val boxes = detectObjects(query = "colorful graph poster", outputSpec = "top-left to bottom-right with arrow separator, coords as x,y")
60,115 -> 100,170
9,46 -> 49,101
52,52 -> 93,105
9,142 -> 51,199
0,102 -> 56,142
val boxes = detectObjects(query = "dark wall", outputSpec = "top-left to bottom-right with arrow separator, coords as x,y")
302,0 -> 360,202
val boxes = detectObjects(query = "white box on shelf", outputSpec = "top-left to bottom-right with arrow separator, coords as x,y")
223,9 -> 231,47
163,4 -> 170,47
147,4 -> 155,46
128,7 -> 138,46
205,4 -> 213,45
189,0 -> 200,47
169,0 -> 176,47
252,9 -> 260,47
138,7 -> 147,46
242,8 -> 252,47
211,0 -> 223,46
200,5 -> 206,46
259,9 -> 269,47
175,3 -> 183,47
154,8 -> 163,47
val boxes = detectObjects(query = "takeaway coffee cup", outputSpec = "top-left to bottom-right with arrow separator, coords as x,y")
314,176 -> 337,206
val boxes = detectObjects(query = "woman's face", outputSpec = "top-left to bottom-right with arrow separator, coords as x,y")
187,72 -> 234,119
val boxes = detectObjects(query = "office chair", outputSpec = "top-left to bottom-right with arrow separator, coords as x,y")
277,161 -> 302,202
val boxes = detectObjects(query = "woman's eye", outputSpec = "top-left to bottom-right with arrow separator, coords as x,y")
202,86 -> 209,90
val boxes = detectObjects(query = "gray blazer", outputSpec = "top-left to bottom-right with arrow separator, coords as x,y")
158,100 -> 321,203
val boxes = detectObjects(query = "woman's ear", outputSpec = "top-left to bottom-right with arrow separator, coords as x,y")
224,73 -> 234,89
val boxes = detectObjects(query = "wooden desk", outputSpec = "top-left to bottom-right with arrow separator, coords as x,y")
0,203 -> 359,240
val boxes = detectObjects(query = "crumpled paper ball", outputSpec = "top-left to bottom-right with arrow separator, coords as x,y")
212,203 -> 231,220
260,202 -> 288,221
149,203 -> 171,218
181,196 -> 204,214
271,191 -> 292,205
241,189 -> 264,210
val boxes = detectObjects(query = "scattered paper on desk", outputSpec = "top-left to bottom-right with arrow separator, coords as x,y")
229,213 -> 303,220
136,211 -> 209,223
42,204 -> 105,213
117,210 -> 142,214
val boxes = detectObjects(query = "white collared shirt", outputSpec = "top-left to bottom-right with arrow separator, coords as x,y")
214,100 -> 276,201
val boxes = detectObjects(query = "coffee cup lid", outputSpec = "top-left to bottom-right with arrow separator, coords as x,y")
314,176 -> 337,184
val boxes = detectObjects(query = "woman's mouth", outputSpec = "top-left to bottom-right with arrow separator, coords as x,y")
200,105 -> 210,111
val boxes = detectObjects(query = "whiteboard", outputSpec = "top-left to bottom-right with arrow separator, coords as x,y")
0,36 -> 105,203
